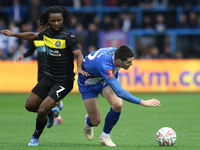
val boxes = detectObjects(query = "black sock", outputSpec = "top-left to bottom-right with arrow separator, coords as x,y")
33,119 -> 47,139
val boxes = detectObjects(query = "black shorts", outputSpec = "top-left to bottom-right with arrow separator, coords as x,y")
32,75 -> 74,103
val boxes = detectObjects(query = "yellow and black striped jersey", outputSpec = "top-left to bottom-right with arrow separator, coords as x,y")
38,27 -> 79,79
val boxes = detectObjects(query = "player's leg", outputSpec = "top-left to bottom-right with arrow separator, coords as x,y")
28,96 -> 57,146
26,92 -> 44,146
100,85 -> 123,146
46,79 -> 73,128
83,97 -> 101,140
54,100 -> 64,125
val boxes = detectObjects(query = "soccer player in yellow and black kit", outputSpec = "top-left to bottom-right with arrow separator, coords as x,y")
17,40 -> 63,125
0,6 -> 89,146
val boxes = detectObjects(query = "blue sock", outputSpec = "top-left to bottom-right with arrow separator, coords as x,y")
103,107 -> 121,134
57,101 -> 64,111
86,115 -> 94,127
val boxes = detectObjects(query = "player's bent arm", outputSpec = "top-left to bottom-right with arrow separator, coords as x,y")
0,30 -> 40,41
73,49 -> 90,76
108,80 -> 141,104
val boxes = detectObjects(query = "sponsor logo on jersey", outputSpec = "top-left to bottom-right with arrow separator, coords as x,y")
55,41 -> 61,47
108,69 -> 114,79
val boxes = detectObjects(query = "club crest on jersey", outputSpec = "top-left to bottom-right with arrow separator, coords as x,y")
108,69 -> 114,79
55,41 -> 61,47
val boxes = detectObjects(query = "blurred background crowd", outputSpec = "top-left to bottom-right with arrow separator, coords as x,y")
1,0 -> 200,60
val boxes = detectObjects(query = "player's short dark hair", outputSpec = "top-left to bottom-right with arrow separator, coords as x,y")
39,6 -> 72,28
114,45 -> 134,61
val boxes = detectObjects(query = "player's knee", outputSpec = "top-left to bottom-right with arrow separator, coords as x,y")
91,117 -> 101,126
112,101 -> 123,112
37,108 -> 49,119
25,103 -> 34,112
25,102 -> 38,112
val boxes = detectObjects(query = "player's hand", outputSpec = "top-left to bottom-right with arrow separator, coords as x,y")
76,68 -> 90,76
0,30 -> 14,36
140,98 -> 161,107
16,55 -> 24,61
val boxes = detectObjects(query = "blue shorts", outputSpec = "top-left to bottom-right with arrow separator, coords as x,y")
78,80 -> 108,100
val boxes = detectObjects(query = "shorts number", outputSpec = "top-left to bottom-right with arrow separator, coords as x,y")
56,86 -> 65,99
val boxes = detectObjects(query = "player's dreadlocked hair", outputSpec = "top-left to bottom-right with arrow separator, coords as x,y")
114,45 -> 134,61
39,6 -> 72,28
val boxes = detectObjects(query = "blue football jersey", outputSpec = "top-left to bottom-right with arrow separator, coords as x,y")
78,47 -> 141,104
79,47 -> 120,85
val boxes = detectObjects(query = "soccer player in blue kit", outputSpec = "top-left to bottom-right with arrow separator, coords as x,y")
78,45 -> 161,146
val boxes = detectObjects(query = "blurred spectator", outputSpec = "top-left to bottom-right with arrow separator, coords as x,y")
120,13 -> 134,32
150,46 -> 161,59
142,15 -> 153,29
138,0 -> 153,10
188,11 -> 197,28
93,15 -> 101,30
100,15 -> 113,31
0,18 -> 6,30
88,45 -> 96,54
75,23 -> 88,57
6,21 -> 20,59
155,13 -> 166,33
177,13 -> 189,58
168,0 -> 178,8
112,17 -> 121,30
16,22 -> 34,59
0,48 -> 7,60
12,43 -> 31,61
25,0 -> 43,29
188,11 -> 199,58
87,22 -> 98,48
107,0 -> 121,7
155,13 -> 167,53
139,45 -> 152,59
178,0 -> 197,9
175,51 -> 183,59
160,45 -> 175,59
119,0 -> 137,8
177,13 -> 189,28
8,0 -> 26,26
152,0 -> 168,7
73,0 -> 82,9
68,15 -> 79,29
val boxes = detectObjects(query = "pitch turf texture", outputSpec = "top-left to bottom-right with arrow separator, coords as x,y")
0,93 -> 199,150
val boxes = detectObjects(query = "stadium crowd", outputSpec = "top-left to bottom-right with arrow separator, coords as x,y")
1,0 -> 200,60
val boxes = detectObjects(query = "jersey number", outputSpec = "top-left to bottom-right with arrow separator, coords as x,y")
56,86 -> 65,99
88,50 -> 100,60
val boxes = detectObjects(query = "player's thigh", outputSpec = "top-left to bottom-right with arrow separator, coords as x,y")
25,92 -> 43,111
102,85 -> 123,112
84,97 -> 101,121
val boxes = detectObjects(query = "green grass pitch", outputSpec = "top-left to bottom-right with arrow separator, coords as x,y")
0,93 -> 199,150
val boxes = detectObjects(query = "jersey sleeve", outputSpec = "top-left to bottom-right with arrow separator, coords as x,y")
23,41 -> 36,57
66,32 -> 80,51
108,80 -> 142,104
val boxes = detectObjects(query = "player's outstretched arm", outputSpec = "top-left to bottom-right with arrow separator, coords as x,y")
140,98 -> 161,107
0,30 -> 39,41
